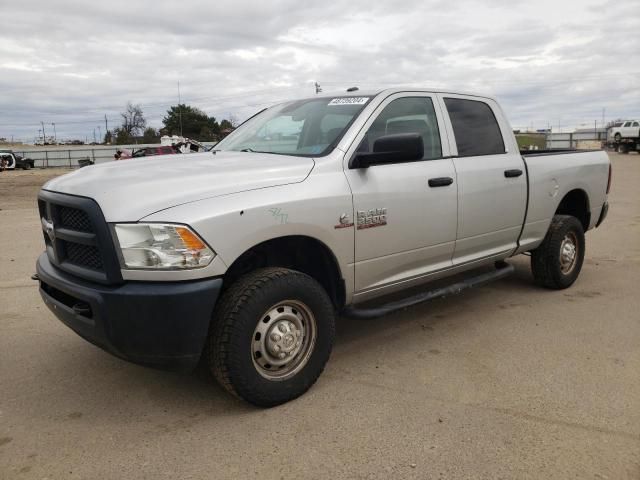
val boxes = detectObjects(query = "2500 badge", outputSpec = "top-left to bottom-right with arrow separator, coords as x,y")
357,208 -> 387,229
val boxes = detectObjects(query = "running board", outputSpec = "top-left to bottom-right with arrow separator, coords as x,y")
342,262 -> 515,319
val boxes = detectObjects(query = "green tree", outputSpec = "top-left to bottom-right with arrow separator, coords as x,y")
162,104 -> 220,141
142,127 -> 159,144
113,127 -> 133,145
219,119 -> 234,131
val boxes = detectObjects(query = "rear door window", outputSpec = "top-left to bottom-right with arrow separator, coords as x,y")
444,98 -> 505,157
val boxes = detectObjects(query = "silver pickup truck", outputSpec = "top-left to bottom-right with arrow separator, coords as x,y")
36,89 -> 611,406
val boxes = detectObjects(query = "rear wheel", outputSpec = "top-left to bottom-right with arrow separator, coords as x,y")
208,267 -> 335,407
614,133 -> 621,142
531,215 -> 585,289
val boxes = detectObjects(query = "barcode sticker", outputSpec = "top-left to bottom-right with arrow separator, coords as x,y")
328,97 -> 369,106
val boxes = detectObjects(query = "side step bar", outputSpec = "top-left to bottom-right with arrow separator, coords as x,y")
342,262 -> 515,319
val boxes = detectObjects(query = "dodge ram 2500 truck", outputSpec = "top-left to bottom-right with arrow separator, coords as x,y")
36,89 -> 611,406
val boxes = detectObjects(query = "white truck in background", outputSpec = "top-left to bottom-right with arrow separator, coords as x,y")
608,120 -> 640,154
35,88 -> 611,406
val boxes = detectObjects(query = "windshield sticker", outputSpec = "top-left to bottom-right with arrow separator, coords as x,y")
328,97 -> 369,106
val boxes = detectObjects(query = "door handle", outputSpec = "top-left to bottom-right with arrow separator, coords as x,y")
504,169 -> 523,178
428,177 -> 454,187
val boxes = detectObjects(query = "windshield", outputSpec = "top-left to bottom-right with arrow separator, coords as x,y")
214,96 -> 371,156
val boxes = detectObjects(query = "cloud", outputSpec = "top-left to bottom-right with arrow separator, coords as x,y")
0,0 -> 638,141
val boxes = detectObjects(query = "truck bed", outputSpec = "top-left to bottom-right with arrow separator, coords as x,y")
520,148 -> 600,157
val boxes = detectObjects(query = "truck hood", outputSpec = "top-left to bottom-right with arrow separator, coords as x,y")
43,151 -> 314,221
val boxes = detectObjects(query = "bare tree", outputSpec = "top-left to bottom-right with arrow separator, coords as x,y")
121,102 -> 146,136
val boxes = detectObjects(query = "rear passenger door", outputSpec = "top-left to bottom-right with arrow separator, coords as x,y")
438,95 -> 527,264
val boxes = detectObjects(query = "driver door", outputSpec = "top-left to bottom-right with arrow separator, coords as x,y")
342,93 -> 458,299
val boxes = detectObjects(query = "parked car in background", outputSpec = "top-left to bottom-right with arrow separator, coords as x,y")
131,146 -> 177,158
0,150 -> 35,170
610,120 -> 640,141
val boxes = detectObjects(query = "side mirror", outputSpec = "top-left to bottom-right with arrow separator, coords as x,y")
351,133 -> 424,169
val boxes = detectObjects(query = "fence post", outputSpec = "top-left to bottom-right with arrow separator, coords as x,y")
45,150 -> 49,168
91,149 -> 96,163
68,150 -> 72,168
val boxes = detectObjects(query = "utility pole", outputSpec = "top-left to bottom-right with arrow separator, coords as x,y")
97,126 -> 102,144
41,121 -> 46,144
93,129 -> 96,144
104,114 -> 109,138
51,123 -> 57,144
178,81 -> 183,137
314,82 -> 322,94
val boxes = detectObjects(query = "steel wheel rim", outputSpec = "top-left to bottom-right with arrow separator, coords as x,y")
251,300 -> 317,381
559,232 -> 579,274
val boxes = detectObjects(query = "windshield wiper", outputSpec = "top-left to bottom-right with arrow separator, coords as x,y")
239,148 -> 275,154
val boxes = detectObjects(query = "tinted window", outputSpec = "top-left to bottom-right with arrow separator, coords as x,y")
359,97 -> 442,160
623,122 -> 631,127
632,122 -> 639,127
444,98 -> 505,156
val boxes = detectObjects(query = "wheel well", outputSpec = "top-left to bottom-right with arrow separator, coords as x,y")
223,236 -> 346,310
556,189 -> 590,230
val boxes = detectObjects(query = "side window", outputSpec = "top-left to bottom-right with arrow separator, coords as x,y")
632,122 -> 639,127
444,98 -> 505,157
623,122 -> 631,127
359,97 -> 442,160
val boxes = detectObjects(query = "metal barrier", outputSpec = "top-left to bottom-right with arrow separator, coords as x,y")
12,143 -> 216,168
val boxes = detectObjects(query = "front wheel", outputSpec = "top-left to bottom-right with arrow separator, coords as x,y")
208,268 -> 335,407
531,215 -> 585,289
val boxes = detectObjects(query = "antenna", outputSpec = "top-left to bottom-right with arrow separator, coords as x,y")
178,81 -> 183,137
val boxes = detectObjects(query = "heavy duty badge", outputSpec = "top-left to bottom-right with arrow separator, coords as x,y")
357,208 -> 387,229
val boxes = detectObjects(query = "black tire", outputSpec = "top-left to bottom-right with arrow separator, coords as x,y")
618,144 -> 629,154
531,215 -> 585,289
614,133 -> 621,142
208,267 -> 335,407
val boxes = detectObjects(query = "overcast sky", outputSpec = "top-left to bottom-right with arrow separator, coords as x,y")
0,0 -> 638,142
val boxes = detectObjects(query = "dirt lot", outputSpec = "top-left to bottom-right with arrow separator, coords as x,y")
1,155 -> 639,479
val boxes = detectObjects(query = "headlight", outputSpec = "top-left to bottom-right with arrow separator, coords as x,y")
113,223 -> 215,270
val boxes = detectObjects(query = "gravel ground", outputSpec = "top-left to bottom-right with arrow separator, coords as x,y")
1,155 -> 639,479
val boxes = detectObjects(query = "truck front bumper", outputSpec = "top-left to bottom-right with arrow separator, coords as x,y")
36,253 -> 222,371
